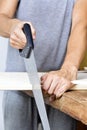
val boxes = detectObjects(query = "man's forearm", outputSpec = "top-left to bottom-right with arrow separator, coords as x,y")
0,14 -> 20,38
62,0 -> 87,72
62,21 -> 87,70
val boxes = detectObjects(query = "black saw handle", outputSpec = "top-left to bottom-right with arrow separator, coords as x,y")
19,23 -> 34,58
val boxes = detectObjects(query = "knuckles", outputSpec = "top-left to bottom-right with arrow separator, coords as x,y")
9,22 -> 36,49
41,72 -> 72,99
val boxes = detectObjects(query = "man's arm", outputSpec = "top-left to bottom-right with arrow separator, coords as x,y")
0,0 -> 20,37
62,0 -> 87,70
41,0 -> 87,100
0,0 -> 35,49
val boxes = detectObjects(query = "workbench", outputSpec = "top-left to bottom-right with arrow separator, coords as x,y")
0,72 -> 87,125
45,90 -> 87,125
24,90 -> 87,125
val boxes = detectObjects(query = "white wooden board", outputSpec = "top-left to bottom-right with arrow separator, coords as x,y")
71,79 -> 87,90
0,72 -> 32,90
0,72 -> 87,90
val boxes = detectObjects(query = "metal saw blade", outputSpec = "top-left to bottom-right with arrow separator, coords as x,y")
24,50 -> 50,130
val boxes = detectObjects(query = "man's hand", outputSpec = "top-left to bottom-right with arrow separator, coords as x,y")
10,22 -> 36,49
41,65 -> 77,101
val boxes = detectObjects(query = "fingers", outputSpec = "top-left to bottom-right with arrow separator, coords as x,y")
47,77 -> 59,94
41,72 -> 72,100
49,95 -> 56,102
54,79 -> 70,98
10,21 -> 36,49
41,73 -> 48,83
28,22 -> 36,39
10,29 -> 26,49
18,21 -> 36,40
41,76 -> 53,91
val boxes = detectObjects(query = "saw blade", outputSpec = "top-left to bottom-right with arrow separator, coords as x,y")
24,50 -> 50,130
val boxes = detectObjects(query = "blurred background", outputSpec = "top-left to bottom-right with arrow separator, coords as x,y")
0,37 -> 8,130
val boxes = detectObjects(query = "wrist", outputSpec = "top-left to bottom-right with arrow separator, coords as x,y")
61,62 -> 78,80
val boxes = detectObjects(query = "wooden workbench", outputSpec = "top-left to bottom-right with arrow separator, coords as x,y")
24,90 -> 87,125
45,90 -> 87,125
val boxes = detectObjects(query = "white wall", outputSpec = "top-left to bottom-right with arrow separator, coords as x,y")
0,37 -> 8,130
0,91 -> 4,130
0,37 -> 8,72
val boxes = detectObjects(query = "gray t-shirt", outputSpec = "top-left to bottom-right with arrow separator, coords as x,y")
6,0 -> 75,72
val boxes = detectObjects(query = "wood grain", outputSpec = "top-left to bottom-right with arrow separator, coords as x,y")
23,90 -> 87,125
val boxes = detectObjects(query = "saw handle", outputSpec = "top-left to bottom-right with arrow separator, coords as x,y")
19,23 -> 34,58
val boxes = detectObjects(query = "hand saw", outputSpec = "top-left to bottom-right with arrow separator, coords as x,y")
19,23 -> 50,130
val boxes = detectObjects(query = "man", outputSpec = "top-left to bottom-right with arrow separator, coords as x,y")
0,0 -> 87,130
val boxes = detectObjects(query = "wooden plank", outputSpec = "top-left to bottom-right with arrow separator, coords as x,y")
0,72 -> 32,90
0,72 -> 87,90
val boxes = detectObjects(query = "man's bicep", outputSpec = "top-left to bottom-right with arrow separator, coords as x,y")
72,0 -> 87,30
0,0 -> 19,18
